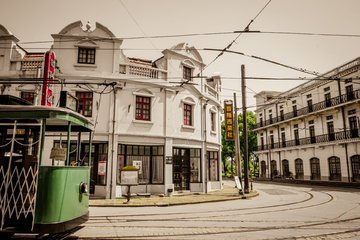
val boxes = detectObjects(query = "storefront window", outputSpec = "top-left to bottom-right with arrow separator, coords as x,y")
117,144 -> 164,185
190,149 -> 201,182
208,151 -> 219,181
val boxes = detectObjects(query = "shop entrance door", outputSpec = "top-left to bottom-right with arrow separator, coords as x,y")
173,148 -> 190,191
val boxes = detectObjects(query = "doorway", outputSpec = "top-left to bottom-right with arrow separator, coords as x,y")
173,148 -> 190,191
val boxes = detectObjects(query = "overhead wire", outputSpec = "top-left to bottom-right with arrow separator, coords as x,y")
203,0 -> 272,71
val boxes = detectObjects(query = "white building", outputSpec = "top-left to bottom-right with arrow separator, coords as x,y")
0,21 -> 223,198
253,58 -> 360,183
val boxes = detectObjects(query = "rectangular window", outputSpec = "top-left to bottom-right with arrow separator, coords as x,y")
348,109 -> 356,115
324,86 -> 330,92
136,96 -> 150,120
184,103 -> 192,126
117,145 -> 164,185
325,93 -> 331,107
183,66 -> 191,81
208,151 -> 218,181
326,115 -> 333,120
21,92 -> 35,104
345,78 -> 352,84
76,92 -> 93,117
307,94 -> 312,98
78,47 -> 95,64
210,112 -> 215,131
191,149 -> 201,182
309,120 -> 314,125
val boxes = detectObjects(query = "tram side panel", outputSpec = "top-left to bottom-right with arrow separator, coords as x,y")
34,166 -> 90,234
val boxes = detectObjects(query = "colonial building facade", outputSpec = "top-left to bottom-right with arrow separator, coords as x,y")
0,21 -> 223,198
253,58 -> 360,183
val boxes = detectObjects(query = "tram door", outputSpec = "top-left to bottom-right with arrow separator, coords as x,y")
173,148 -> 190,191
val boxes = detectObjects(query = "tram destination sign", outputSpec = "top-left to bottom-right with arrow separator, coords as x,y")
224,100 -> 235,141
50,148 -> 67,160
59,91 -> 79,112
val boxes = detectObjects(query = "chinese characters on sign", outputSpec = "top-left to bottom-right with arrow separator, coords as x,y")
224,100 -> 235,141
41,51 -> 55,106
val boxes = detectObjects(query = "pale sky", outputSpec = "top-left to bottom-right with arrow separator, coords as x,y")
1,0 -> 360,110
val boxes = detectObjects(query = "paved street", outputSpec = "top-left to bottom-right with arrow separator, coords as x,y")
66,180 -> 360,239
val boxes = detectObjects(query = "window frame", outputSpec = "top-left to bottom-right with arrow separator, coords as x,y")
117,144 -> 164,185
183,66 -> 192,81
184,103 -> 192,126
76,91 -> 93,117
135,96 -> 151,121
78,47 -> 96,64
21,91 -> 35,104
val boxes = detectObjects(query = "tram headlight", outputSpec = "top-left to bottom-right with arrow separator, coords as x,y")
79,182 -> 88,194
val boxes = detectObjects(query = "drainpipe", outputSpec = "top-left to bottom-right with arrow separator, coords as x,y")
337,78 -> 351,182
203,99 -> 208,193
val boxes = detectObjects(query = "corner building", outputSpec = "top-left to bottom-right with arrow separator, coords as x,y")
253,58 -> 360,183
0,21 -> 223,198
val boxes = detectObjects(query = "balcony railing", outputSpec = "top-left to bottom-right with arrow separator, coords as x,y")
119,63 -> 167,79
255,89 -> 360,129
253,129 -> 359,151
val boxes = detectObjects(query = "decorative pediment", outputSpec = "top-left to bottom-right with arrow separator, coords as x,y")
74,39 -> 99,48
57,20 -> 117,38
169,43 -> 203,63
133,88 -> 155,98
181,59 -> 196,69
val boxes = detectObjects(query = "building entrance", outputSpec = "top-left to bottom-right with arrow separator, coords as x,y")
173,148 -> 190,191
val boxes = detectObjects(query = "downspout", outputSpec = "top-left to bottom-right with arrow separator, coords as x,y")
203,99 -> 208,193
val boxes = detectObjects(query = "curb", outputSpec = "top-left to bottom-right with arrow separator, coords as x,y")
89,191 -> 259,207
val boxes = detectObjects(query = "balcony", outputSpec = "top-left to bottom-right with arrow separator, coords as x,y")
9,59 -> 43,77
119,63 -> 167,79
255,88 -> 360,129
253,129 -> 359,152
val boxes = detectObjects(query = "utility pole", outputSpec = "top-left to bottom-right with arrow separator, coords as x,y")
241,65 -> 250,193
233,93 -> 243,190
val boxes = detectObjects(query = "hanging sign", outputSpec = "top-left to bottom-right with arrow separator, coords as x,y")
41,51 -> 55,106
50,148 -> 67,160
224,100 -> 235,141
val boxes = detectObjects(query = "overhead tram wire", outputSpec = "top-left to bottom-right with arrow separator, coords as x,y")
204,0 -> 272,71
9,30 -> 360,46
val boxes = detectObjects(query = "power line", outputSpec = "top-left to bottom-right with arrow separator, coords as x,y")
204,0 -> 272,71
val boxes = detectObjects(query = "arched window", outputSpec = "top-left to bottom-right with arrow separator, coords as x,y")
310,157 -> 321,180
260,161 -> 266,178
295,159 -> 304,180
328,156 -> 341,181
351,155 -> 360,182
271,160 -> 277,177
282,159 -> 290,177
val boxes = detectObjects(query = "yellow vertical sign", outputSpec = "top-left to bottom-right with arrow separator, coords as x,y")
224,100 -> 235,141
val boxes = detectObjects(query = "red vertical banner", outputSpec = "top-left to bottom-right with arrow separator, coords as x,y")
41,51 -> 55,106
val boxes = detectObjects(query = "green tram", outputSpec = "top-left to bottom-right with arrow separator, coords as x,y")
0,103 -> 93,237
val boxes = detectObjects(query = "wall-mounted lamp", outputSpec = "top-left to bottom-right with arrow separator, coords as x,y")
128,104 -> 131,112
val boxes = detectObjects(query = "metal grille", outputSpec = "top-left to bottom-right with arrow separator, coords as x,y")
0,165 -> 38,230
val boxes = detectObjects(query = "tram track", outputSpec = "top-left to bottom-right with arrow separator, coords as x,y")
73,217 -> 360,240
87,189 -> 334,223
74,190 -> 355,239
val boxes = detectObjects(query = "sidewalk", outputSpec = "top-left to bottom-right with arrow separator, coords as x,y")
89,184 -> 258,207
